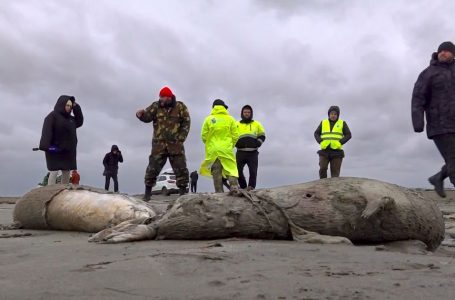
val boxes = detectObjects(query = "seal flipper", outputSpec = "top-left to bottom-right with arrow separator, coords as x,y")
361,196 -> 395,219
89,217 -> 157,243
290,223 -> 353,245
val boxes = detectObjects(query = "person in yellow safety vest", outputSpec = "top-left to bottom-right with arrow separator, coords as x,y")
200,99 -> 240,194
235,105 -> 266,191
314,106 -> 352,179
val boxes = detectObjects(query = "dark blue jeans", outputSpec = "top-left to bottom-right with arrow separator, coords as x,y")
433,133 -> 455,186
105,174 -> 119,192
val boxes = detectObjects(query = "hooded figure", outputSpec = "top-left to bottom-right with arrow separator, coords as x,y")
327,106 -> 340,119
103,145 -> 123,192
200,99 -> 240,193
240,105 -> 253,123
235,105 -> 266,190
314,106 -> 351,179
39,95 -> 84,175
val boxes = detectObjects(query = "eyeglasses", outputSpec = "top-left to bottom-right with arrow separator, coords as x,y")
66,104 -> 73,108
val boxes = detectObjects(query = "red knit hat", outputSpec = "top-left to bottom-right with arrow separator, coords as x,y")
159,86 -> 173,97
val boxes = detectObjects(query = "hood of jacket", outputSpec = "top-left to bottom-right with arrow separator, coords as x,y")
211,105 -> 229,116
54,95 -> 75,117
111,145 -> 119,152
327,106 -> 340,120
240,105 -> 254,123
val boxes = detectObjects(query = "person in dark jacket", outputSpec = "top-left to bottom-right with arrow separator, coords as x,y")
39,95 -> 83,184
235,105 -> 266,190
412,41 -> 455,198
190,170 -> 198,193
103,145 -> 123,192
314,106 -> 352,179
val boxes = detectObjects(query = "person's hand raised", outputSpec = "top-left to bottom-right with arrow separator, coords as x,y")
136,109 -> 145,118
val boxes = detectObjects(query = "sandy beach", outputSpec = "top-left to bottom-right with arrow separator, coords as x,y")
1,191 -> 455,300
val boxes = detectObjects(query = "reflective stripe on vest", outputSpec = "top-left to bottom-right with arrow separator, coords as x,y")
236,121 -> 265,151
320,119 -> 344,150
237,122 -> 263,139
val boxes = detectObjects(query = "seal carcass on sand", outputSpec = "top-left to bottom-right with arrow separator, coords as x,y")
13,184 -> 158,233
90,177 -> 445,251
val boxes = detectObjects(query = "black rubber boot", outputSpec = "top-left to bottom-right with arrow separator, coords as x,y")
179,187 -> 186,196
428,172 -> 446,198
143,186 -> 152,201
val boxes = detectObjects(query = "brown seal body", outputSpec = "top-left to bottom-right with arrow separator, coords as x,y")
258,177 -> 445,250
91,178 -> 445,250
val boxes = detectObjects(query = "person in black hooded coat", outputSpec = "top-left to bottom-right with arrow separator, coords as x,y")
412,41 -> 455,198
39,95 -> 83,184
103,145 -> 123,192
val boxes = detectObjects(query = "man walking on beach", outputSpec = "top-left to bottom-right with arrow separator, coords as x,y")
412,41 -> 455,198
314,106 -> 352,179
136,86 -> 191,201
190,170 -> 198,193
200,99 -> 240,194
235,105 -> 266,190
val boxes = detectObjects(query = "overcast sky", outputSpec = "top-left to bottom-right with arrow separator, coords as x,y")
0,0 -> 453,196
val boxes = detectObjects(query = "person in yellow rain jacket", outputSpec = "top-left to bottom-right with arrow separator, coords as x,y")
200,99 -> 240,194
314,106 -> 352,179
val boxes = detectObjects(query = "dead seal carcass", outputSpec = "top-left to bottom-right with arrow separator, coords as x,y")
13,184 -> 157,232
90,177 -> 445,250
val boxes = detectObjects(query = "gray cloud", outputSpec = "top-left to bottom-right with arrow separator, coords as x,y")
0,0 -> 452,195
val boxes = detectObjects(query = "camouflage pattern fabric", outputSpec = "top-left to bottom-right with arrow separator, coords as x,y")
139,100 -> 190,188
211,159 -> 224,193
211,159 -> 239,193
139,101 -> 190,143
145,146 -> 189,188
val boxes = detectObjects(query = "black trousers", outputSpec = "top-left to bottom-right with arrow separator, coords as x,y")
433,133 -> 455,186
236,150 -> 259,189
190,181 -> 197,193
105,174 -> 119,192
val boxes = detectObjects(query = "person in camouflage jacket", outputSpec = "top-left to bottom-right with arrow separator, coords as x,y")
136,86 -> 190,201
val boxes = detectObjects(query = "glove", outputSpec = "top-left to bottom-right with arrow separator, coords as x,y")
48,146 -> 61,153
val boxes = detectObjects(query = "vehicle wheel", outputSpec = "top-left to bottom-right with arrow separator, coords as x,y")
161,187 -> 170,196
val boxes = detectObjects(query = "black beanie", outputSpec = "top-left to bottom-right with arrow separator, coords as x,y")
438,41 -> 455,55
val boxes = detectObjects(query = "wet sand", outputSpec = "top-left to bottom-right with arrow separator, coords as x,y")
1,191 -> 455,299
